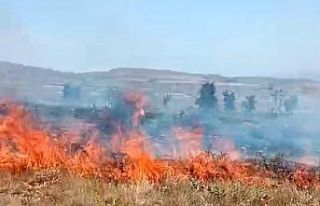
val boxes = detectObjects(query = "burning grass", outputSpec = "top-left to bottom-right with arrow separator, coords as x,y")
0,99 -> 320,205
0,102 -> 271,184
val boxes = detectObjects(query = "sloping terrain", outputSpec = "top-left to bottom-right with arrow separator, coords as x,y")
0,61 -> 319,111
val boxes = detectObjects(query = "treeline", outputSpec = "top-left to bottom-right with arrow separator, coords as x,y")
164,82 -> 298,115
194,82 -> 298,115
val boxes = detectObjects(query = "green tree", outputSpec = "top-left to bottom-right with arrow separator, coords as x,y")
223,90 -> 236,111
241,95 -> 256,113
195,82 -> 218,109
270,89 -> 286,116
284,95 -> 298,113
63,83 -> 81,101
163,93 -> 171,107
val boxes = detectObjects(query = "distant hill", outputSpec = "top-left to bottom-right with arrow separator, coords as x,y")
0,61 -> 316,85
0,61 -> 319,110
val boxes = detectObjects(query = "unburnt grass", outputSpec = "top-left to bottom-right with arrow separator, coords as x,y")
0,170 -> 320,206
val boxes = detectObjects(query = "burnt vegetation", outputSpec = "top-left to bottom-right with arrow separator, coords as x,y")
1,79 -> 319,206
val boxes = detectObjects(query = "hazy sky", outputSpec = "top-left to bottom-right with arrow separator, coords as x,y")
0,0 -> 319,77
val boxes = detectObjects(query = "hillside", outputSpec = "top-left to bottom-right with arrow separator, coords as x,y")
0,61 -> 319,110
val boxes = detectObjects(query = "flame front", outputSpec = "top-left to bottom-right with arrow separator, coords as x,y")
0,99 -> 317,188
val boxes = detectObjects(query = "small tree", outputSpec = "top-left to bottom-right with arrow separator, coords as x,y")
241,95 -> 256,113
284,95 -> 298,113
270,89 -> 286,116
163,93 -> 171,106
105,87 -> 120,108
223,90 -> 236,111
63,83 -> 81,101
178,110 -> 185,119
195,82 -> 218,110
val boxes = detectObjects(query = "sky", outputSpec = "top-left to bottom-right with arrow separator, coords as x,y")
0,0 -> 319,78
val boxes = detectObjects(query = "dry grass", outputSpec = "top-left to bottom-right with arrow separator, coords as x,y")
0,170 -> 319,206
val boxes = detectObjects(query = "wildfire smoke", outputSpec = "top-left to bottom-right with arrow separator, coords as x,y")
0,99 -> 318,189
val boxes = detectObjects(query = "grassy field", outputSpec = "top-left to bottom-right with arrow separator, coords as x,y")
0,170 -> 319,206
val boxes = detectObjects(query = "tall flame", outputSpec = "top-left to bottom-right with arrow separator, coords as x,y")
0,96 -> 318,188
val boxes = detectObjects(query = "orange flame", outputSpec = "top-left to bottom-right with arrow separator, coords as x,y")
173,127 -> 203,158
211,138 -> 241,161
123,91 -> 148,127
0,98 -> 317,188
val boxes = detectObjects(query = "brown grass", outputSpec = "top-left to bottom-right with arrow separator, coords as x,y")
0,170 -> 320,206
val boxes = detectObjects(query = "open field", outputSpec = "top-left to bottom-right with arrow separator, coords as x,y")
1,1 -> 319,204
1,62 -> 320,205
1,170 -> 320,206
1,61 -> 320,111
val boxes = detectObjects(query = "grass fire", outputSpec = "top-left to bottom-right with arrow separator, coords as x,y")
1,1 -> 320,204
0,88 -> 320,205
